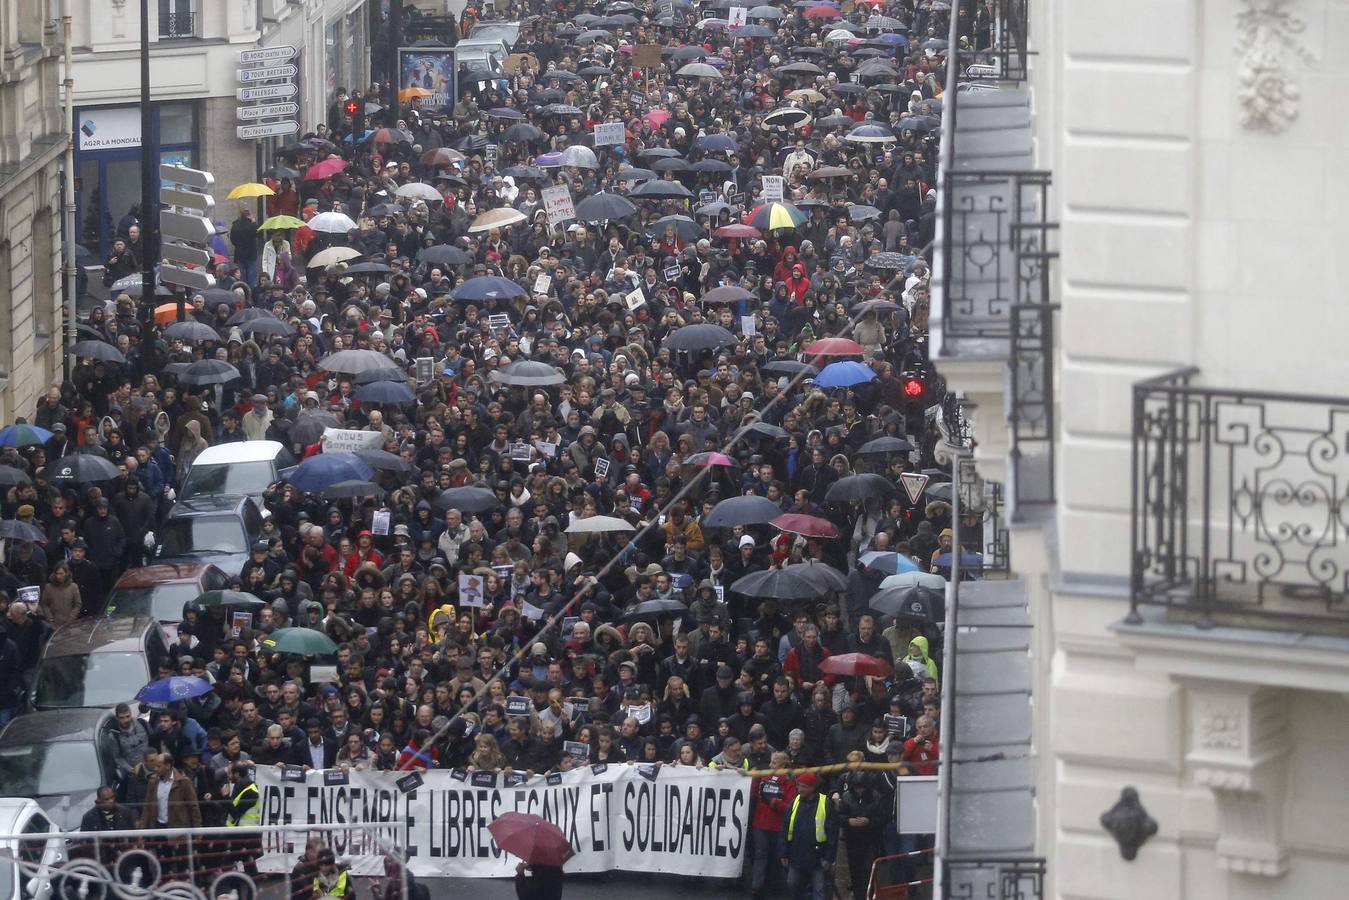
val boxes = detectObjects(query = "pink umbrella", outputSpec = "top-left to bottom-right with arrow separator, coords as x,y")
684,451 -> 737,467
303,158 -> 348,181
646,108 -> 672,127
804,4 -> 843,17
772,513 -> 840,539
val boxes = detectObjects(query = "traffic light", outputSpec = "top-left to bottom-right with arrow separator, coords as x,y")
902,373 -> 925,402
344,99 -> 364,139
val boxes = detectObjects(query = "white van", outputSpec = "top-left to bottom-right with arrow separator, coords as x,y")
180,440 -> 295,505
0,799 -> 64,900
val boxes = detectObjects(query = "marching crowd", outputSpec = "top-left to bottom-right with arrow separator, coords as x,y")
33,0 -> 985,897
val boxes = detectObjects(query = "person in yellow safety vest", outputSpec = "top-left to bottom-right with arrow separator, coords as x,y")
777,772 -> 838,900
224,763 -> 262,877
313,848 -> 351,897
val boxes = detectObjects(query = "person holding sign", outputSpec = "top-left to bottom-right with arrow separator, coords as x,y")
778,772 -> 837,900
749,750 -> 797,900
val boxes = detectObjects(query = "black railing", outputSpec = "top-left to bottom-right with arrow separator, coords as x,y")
1008,299 -> 1057,508
159,11 -> 195,37
957,455 -> 1010,572
944,857 -> 1046,900
941,170 -> 1053,341
1130,368 -> 1349,630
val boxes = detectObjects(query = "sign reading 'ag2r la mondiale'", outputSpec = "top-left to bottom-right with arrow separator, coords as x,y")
255,765 -> 750,878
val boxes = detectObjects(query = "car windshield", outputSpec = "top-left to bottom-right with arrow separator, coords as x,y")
158,517 -> 247,556
0,742 -> 101,796
32,652 -> 147,708
181,461 -> 275,499
104,583 -> 199,621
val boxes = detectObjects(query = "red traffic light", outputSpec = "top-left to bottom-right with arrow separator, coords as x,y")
344,100 -> 360,116
902,377 -> 924,398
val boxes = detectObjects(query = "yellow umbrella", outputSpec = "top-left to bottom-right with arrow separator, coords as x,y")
259,215 -> 304,230
787,89 -> 826,103
227,182 -> 275,199
400,87 -> 433,102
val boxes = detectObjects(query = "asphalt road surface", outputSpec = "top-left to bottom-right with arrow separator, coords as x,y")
424,872 -> 747,900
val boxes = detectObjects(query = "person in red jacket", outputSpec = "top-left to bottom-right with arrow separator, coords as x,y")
784,263 -> 811,305
750,750 -> 797,899
343,530 -> 383,578
783,624 -> 835,696
901,715 -> 940,776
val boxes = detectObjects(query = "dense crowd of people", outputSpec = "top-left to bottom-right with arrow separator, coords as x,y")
28,0 -> 992,897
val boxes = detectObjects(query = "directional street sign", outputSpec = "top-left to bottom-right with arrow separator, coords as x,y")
239,45 -> 297,64
160,211 -> 214,245
237,64 -> 297,83
237,83 -> 298,102
899,472 -> 930,505
159,264 -> 215,292
161,243 -> 212,268
237,102 -> 299,121
237,121 -> 300,140
160,164 -> 213,190
160,188 -> 214,213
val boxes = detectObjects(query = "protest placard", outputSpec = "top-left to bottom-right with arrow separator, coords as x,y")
761,175 -> 784,203
593,122 -> 626,146
457,573 -> 485,607
542,185 -> 575,226
321,428 -> 383,453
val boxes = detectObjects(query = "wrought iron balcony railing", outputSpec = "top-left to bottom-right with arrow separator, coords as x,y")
159,11 -> 196,38
944,857 -> 1046,900
1130,368 -> 1349,631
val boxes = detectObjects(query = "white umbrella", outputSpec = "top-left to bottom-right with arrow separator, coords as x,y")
559,145 -> 599,169
677,63 -> 723,79
565,515 -> 636,534
308,246 -> 362,267
395,182 -> 445,202
468,207 -> 528,232
825,28 -> 856,42
306,212 -> 357,234
879,571 -> 947,591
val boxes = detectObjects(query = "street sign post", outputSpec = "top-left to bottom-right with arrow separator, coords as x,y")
236,64 -> 297,83
237,46 -> 301,186
237,103 -> 299,121
236,121 -> 300,140
159,164 -> 216,300
237,83 -> 298,102
238,45 -> 297,64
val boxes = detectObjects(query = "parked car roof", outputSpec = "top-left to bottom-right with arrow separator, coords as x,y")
44,617 -> 157,658
0,708 -> 111,745
191,440 -> 288,466
109,563 -> 221,590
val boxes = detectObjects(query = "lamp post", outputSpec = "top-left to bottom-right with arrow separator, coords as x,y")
139,0 -> 159,330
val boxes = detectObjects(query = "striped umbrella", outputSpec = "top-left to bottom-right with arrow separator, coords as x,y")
746,202 -> 807,230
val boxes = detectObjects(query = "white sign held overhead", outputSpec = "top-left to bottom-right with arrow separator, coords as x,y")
899,471 -> 930,505
237,103 -> 299,121
237,83 -> 298,102
237,64 -> 297,83
541,185 -> 576,226
592,121 -> 626,146
761,174 -> 784,203
728,6 -> 748,27
237,121 -> 300,140
239,45 -> 298,64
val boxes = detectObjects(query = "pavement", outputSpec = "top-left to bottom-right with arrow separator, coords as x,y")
423,872 -> 748,900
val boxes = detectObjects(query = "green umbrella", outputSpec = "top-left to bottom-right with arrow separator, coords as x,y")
260,215 -> 305,231
262,627 -> 338,655
197,590 -> 266,609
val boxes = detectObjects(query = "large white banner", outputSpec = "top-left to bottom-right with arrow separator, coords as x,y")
255,764 -> 752,878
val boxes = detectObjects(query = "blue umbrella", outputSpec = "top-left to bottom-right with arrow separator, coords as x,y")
288,453 -> 375,493
815,360 -> 877,388
451,275 -> 529,302
0,425 -> 53,447
699,133 -> 739,152
355,381 -> 416,405
136,675 -> 213,705
859,550 -> 920,575
934,551 -> 984,570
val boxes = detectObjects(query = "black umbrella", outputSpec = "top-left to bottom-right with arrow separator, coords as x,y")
826,473 -> 899,503
240,318 -> 294,337
730,567 -> 821,600
503,123 -> 546,143
354,366 -> 410,385
321,480 -> 386,500
575,192 -> 639,222
782,561 -> 849,592
42,452 -> 121,484
0,466 -> 31,487
858,436 -> 914,455
503,165 -> 547,181
621,599 -> 689,622
177,359 -> 241,386
73,341 -> 126,364
703,495 -> 783,528
869,585 -> 944,622
435,486 -> 502,514
490,360 -> 566,386
343,262 -> 394,275
355,381 -> 416,405
665,323 -> 737,352
290,411 -> 340,446
226,307 -> 271,325
0,520 -> 45,542
631,180 -> 695,199
162,321 -> 221,342
651,157 -> 690,172
738,421 -> 791,441
355,448 -> 416,474
762,360 -> 818,377
417,245 -> 473,266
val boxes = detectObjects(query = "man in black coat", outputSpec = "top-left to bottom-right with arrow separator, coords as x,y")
111,479 -> 154,569
82,497 -> 126,592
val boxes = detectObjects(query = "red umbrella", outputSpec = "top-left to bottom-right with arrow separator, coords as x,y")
714,224 -> 761,238
803,337 -> 864,357
772,512 -> 839,539
804,4 -> 843,17
303,158 -> 348,181
488,812 -> 574,867
820,652 -> 892,677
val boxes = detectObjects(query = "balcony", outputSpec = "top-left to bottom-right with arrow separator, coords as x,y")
1130,368 -> 1349,634
159,11 -> 196,39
